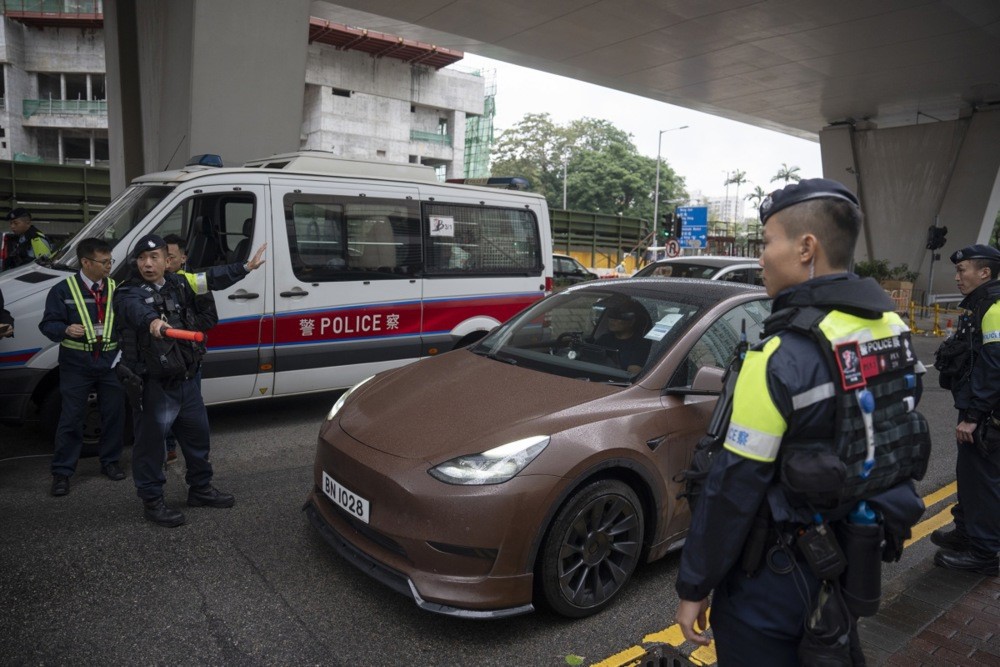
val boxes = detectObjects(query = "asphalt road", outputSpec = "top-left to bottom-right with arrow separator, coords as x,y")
0,332 -> 961,666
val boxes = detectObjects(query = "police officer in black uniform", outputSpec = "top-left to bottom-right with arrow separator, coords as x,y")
675,179 -> 929,665
113,234 -> 234,527
931,244 -> 1000,575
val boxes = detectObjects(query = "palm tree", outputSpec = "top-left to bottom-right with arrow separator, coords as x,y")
771,163 -> 801,184
725,170 -> 748,222
746,184 -> 768,210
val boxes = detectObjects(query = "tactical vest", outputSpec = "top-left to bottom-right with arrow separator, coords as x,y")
935,282 -> 1000,390
61,276 -> 117,353
9,227 -> 51,267
116,278 -> 203,381
766,306 -> 930,514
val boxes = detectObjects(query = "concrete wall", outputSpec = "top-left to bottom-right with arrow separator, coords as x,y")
22,26 -> 104,73
107,0 -> 310,191
821,109 -> 1000,299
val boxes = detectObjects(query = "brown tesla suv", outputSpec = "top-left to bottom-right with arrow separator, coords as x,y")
304,278 -> 770,618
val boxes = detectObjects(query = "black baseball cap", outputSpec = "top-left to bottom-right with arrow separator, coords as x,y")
5,207 -> 30,221
950,244 -> 1000,264
131,234 -> 167,258
759,178 -> 859,225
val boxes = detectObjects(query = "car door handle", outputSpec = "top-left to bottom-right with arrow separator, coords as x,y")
280,289 -> 309,297
228,292 -> 260,300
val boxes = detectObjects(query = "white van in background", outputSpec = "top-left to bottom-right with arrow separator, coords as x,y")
0,152 -> 552,437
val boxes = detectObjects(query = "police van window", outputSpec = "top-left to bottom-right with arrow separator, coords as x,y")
283,194 -> 420,282
50,185 -> 173,269
143,193 -> 257,271
670,299 -> 771,388
220,200 -> 255,263
424,203 -> 541,275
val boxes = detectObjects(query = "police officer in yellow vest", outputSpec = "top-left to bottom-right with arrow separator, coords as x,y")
675,179 -> 929,664
930,243 -> 1000,575
39,237 -> 125,496
5,207 -> 53,270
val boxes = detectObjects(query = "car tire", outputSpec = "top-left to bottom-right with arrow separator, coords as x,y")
39,387 -> 133,457
539,479 -> 644,617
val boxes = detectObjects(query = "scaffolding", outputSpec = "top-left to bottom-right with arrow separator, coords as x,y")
463,68 -> 495,179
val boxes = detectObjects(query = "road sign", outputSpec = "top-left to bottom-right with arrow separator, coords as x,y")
665,239 -> 681,257
677,206 -> 708,249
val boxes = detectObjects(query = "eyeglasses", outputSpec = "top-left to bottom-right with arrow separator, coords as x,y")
83,257 -> 115,267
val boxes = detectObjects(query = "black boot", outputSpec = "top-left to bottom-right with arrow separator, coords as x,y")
143,497 -> 186,528
187,485 -> 235,508
934,548 -> 999,576
930,527 -> 970,551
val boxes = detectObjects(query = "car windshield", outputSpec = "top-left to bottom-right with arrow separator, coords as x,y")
635,261 -> 724,279
470,288 -> 701,384
50,185 -> 174,269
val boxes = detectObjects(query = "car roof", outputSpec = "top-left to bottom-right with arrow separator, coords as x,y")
648,256 -> 759,268
563,276 -> 766,307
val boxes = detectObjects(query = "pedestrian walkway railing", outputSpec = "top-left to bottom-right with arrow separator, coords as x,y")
908,301 -> 967,337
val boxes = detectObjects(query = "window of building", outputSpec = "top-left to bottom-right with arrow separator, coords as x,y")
283,193 -> 421,282
37,73 -> 60,99
434,164 -> 446,181
95,138 -> 109,161
376,150 -> 386,158
438,118 -> 448,135
65,74 -> 87,100
332,87 -> 352,97
424,203 -> 542,276
92,75 -> 106,100
63,136 -> 91,163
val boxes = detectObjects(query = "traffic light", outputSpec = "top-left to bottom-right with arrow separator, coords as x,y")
662,213 -> 674,238
926,225 -> 948,250
673,213 -> 683,238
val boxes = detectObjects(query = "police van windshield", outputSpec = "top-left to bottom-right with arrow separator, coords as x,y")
50,185 -> 174,269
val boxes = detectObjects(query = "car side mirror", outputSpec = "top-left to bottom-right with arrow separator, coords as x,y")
692,366 -> 725,393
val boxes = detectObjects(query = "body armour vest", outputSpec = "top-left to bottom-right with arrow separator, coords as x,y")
766,305 -> 930,514
116,279 -> 203,381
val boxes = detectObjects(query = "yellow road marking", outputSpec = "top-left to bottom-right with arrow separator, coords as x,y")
592,482 -> 958,666
922,481 -> 957,509
906,503 -> 956,547
589,645 -> 646,667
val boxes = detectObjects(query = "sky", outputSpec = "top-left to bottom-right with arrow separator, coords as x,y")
458,54 -> 824,211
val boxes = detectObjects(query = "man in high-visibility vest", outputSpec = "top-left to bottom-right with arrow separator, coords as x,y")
39,237 -> 125,496
4,207 -> 53,270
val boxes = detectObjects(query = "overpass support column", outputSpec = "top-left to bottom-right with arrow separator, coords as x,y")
105,0 -> 311,194
820,109 -> 1000,299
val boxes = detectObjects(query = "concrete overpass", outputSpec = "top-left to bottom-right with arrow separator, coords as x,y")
104,0 -> 1000,298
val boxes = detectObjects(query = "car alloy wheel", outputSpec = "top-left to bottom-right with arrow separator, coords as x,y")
540,479 -> 644,617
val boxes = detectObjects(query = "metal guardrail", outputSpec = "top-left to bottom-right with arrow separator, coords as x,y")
22,98 -> 108,118
409,130 -> 452,145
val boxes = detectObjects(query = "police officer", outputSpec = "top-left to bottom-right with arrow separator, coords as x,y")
675,179 -> 928,664
4,207 -> 53,270
113,234 -> 234,527
160,234 -> 266,463
38,238 -> 125,495
930,244 -> 1000,575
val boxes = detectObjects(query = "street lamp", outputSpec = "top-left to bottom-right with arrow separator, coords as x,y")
562,157 -> 568,210
652,125 -> 689,241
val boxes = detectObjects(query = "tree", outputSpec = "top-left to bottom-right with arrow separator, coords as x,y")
725,170 -> 747,221
771,163 -> 801,184
745,184 -> 768,210
490,114 -> 687,217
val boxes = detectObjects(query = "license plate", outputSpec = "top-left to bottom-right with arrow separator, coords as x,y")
322,471 -> 370,524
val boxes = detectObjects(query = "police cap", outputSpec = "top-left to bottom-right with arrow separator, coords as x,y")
759,178 -> 859,225
950,244 -> 1000,264
5,207 -> 30,221
131,234 -> 167,258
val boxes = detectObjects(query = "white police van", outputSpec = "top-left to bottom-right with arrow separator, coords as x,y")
0,152 -> 552,438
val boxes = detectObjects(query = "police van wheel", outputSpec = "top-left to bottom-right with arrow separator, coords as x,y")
38,389 -> 132,456
538,479 -> 644,617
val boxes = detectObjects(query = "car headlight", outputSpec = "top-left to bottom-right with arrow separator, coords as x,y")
428,435 -> 550,485
325,375 -> 375,422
